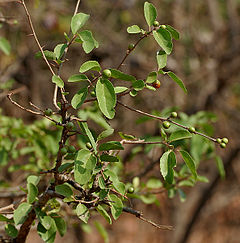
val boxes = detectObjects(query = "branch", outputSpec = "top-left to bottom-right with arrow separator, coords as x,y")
123,207 -> 173,230
117,100 -> 217,142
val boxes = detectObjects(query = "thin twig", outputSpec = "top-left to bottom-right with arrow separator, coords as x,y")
123,207 -> 173,230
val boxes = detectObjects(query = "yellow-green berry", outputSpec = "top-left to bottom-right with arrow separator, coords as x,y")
128,44 -> 135,51
222,138 -> 228,144
216,138 -> 222,144
163,121 -> 171,129
86,142 -> 92,150
102,69 -> 111,78
128,187 -> 135,193
161,24 -> 166,29
66,122 -> 74,130
153,20 -> 159,27
44,108 -> 53,116
220,143 -> 226,148
171,112 -> 178,118
188,126 -> 196,133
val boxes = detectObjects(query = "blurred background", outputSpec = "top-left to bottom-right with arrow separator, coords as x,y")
0,0 -> 240,242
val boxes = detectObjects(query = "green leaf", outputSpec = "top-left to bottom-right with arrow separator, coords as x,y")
153,28 -> 173,55
68,74 -> 89,82
0,37 -> 11,55
37,221 -> 57,243
0,214 -> 12,223
14,202 -> 32,225
127,25 -> 141,34
130,89 -> 138,97
110,69 -> 136,82
52,214 -> 66,237
96,78 -> 116,119
99,141 -> 124,151
27,175 -> 40,185
167,71 -> 187,93
5,224 -> 18,238
132,79 -> 145,91
35,50 -> 56,60
166,25 -> 180,40
79,30 -> 99,54
94,221 -> 109,243
114,86 -> 128,94
144,2 -> 157,27
80,122 -> 97,152
27,182 -> 38,204
108,194 -> 123,220
79,60 -> 101,73
160,151 -> 176,184
100,154 -> 119,162
169,130 -> 192,142
54,44 -> 67,60
156,50 -> 167,69
39,215 -> 53,230
76,204 -> 90,224
55,183 -> 73,198
215,156 -> 225,179
71,87 -> 88,109
97,205 -> 112,224
74,149 -> 97,185
52,75 -> 64,88
180,150 -> 197,179
146,178 -> 162,189
146,71 -> 157,84
97,128 -> 114,141
71,13 -> 90,34
118,132 -> 136,140
145,84 -> 156,91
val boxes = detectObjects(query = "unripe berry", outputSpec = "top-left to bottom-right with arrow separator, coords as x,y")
60,147 -> 68,155
188,126 -> 196,133
102,69 -> 111,78
216,138 -> 222,144
90,91 -> 96,97
163,121 -> 171,129
128,187 -> 135,193
161,25 -> 166,29
171,112 -> 178,118
152,80 -> 161,89
128,43 -> 135,51
44,108 -> 53,116
68,145 -> 76,153
153,20 -> 159,27
222,138 -> 228,144
86,142 -> 92,150
66,122 -> 74,130
220,143 -> 226,148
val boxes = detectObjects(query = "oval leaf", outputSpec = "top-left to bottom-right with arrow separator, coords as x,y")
167,71 -> 187,93
99,141 -> 124,151
96,78 -> 116,119
166,25 -> 180,40
100,154 -> 119,162
71,87 -> 88,109
14,203 -> 32,225
79,30 -> 98,54
169,130 -> 192,142
156,50 -> 167,69
144,2 -> 157,27
54,44 -> 67,60
68,74 -> 89,82
132,80 -> 145,91
110,69 -> 136,82
55,183 -> 73,198
5,224 -> 18,238
71,13 -> 90,34
27,182 -> 38,204
153,28 -> 173,55
127,25 -> 141,34
146,71 -> 157,84
76,204 -> 90,224
180,150 -> 197,179
108,194 -> 123,220
79,60 -> 101,73
52,75 -> 64,88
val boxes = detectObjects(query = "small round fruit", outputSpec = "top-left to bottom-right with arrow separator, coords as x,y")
66,122 -> 74,130
220,143 -> 226,148
161,24 -> 166,29
68,145 -> 76,153
188,126 -> 196,133
128,187 -> 135,193
102,69 -> 112,78
44,108 -> 53,116
90,91 -> 96,97
171,112 -> 178,118
60,147 -> 68,155
216,138 -> 222,144
163,121 -> 171,129
153,20 -> 159,27
86,142 -> 92,150
152,80 -> 161,89
128,43 -> 135,51
222,138 -> 229,144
